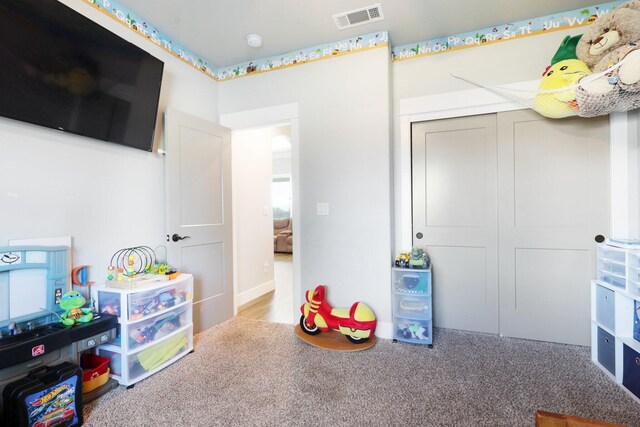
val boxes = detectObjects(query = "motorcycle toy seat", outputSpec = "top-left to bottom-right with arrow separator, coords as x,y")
330,308 -> 350,319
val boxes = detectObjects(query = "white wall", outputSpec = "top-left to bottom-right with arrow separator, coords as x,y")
610,109 -> 640,240
232,127 -> 277,304
0,0 -> 218,277
219,48 -> 393,330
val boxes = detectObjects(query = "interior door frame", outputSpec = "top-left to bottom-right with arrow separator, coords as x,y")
220,103 -> 301,323
396,81 -> 636,254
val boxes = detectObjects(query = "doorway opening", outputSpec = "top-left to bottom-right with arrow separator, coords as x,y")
233,124 -> 295,323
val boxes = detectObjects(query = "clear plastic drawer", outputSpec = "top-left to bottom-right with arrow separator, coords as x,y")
600,246 -> 626,263
128,281 -> 192,321
97,290 -> 122,318
113,305 -> 191,351
599,274 -> 626,289
393,317 -> 432,345
603,260 -> 626,277
127,326 -> 192,383
392,268 -> 431,295
393,294 -> 431,319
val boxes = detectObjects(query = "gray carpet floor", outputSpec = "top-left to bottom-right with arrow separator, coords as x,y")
83,317 -> 640,426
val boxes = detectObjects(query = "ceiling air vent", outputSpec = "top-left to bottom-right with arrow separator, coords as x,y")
332,3 -> 384,30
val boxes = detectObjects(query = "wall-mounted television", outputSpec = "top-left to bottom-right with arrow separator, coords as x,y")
0,0 -> 164,152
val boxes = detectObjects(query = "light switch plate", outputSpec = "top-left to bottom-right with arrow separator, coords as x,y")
317,202 -> 329,215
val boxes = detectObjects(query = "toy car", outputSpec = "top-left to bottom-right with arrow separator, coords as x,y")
409,247 -> 429,269
33,406 -> 74,427
395,251 -> 411,268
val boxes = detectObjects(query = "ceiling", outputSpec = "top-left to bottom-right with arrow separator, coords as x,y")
115,0 -> 608,67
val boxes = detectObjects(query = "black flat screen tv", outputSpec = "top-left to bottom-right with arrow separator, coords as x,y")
0,0 -> 164,151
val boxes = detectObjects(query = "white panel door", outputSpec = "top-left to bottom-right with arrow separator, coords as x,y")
497,110 -> 609,345
165,108 -> 233,334
412,114 -> 499,333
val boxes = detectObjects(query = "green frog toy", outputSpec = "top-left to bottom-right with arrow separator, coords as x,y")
59,291 -> 94,326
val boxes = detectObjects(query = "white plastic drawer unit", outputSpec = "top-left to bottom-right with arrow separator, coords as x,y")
392,267 -> 431,295
595,284 -> 615,332
597,245 -> 626,289
92,274 -> 194,386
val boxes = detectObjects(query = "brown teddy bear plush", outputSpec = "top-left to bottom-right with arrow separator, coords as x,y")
575,0 -> 640,116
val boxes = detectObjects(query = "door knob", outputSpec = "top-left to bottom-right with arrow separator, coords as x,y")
594,235 -> 605,243
416,232 -> 423,239
171,233 -> 191,242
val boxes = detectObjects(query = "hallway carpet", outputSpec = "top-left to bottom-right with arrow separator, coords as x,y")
83,317 -> 640,426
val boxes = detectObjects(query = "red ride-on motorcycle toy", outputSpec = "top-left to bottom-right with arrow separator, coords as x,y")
300,285 -> 376,344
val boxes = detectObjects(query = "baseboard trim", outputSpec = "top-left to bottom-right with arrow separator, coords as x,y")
237,280 -> 275,308
375,321 -> 393,340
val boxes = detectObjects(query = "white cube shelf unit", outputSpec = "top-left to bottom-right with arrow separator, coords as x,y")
592,243 -> 640,402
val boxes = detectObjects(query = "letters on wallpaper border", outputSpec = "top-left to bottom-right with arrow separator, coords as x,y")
392,1 -> 623,61
80,0 -> 622,81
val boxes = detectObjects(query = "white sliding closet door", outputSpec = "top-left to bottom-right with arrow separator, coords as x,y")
497,110 -> 609,345
412,114 -> 499,334
412,110 -> 609,344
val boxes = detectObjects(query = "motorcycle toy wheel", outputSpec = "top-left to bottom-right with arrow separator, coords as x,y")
299,315 -> 321,335
346,335 -> 369,344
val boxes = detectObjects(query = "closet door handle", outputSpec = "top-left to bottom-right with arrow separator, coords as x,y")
171,234 -> 191,242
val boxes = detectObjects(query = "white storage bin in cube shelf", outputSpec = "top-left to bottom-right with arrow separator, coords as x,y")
393,294 -> 431,319
595,284 -> 615,332
394,317 -> 432,344
112,305 -> 190,351
128,281 -> 192,321
127,325 -> 193,384
392,267 -> 431,295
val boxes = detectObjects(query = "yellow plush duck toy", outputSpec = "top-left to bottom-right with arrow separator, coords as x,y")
534,35 -> 592,119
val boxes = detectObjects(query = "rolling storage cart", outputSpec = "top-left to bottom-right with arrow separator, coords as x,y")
591,241 -> 640,402
392,266 -> 433,346
92,274 -> 194,387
